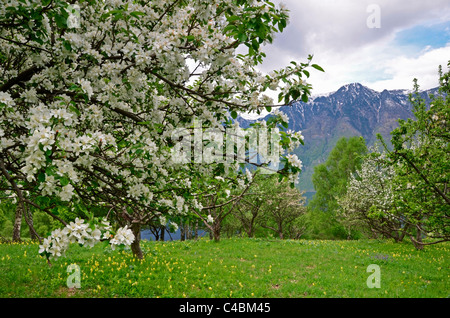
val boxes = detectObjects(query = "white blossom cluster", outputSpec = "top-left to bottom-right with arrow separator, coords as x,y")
286,154 -> 303,170
338,153 -> 396,226
285,129 -> 305,152
109,225 -> 135,250
38,218 -> 134,259
272,108 -> 289,124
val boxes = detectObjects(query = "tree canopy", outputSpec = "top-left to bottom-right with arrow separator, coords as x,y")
0,0 -> 321,258
307,136 -> 368,239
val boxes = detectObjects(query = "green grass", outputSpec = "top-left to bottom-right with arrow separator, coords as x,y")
0,238 -> 448,298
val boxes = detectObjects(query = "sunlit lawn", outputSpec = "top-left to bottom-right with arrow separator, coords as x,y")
0,237 -> 448,298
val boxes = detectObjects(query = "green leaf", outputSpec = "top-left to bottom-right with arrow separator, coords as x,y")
38,172 -> 46,183
278,173 -> 284,182
238,32 -> 247,42
69,105 -> 81,116
54,11 -> 68,29
301,93 -> 309,103
62,40 -> 72,51
291,89 -> 300,100
278,92 -> 284,103
223,24 -> 236,34
311,64 -> 325,72
51,206 -> 60,216
60,176 -> 70,186
231,110 -> 238,119
130,11 -> 145,18
227,15 -> 240,22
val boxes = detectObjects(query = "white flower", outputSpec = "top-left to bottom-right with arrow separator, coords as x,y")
38,238 -> 52,254
286,154 -> 303,169
35,127 -> 55,152
78,78 -> 93,99
59,184 -> 74,201
110,226 -> 135,250
51,108 -> 74,125
207,215 -> 214,223
245,168 -> 253,182
272,108 -> 289,123
0,92 -> 15,107
91,227 -> 102,241
175,195 -> 185,213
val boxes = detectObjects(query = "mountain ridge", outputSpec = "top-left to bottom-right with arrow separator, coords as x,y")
238,82 -> 441,196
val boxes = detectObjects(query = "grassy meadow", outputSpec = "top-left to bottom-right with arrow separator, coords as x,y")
0,237 -> 448,298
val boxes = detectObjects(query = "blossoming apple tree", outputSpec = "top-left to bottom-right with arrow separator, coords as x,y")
375,68 -> 450,249
0,0 -> 321,259
337,150 -> 409,242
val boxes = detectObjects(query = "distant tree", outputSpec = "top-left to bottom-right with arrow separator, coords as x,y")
258,175 -> 306,239
307,136 -> 368,239
233,194 -> 264,238
337,150 -> 409,242
193,169 -> 256,242
230,173 -> 306,239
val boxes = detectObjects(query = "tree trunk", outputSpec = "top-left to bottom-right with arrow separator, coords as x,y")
194,221 -> 199,239
12,205 -> 22,242
415,227 -> 424,250
130,223 -> 143,259
26,208 -> 38,240
278,223 -> 284,240
180,223 -> 186,241
399,224 -> 409,242
160,226 -> 165,241
212,221 -> 221,242
410,227 -> 424,250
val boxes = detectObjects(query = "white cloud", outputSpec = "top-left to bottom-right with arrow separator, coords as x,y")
367,44 -> 450,91
257,0 -> 450,94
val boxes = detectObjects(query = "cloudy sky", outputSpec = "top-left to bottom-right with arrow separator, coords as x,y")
258,0 -> 450,96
